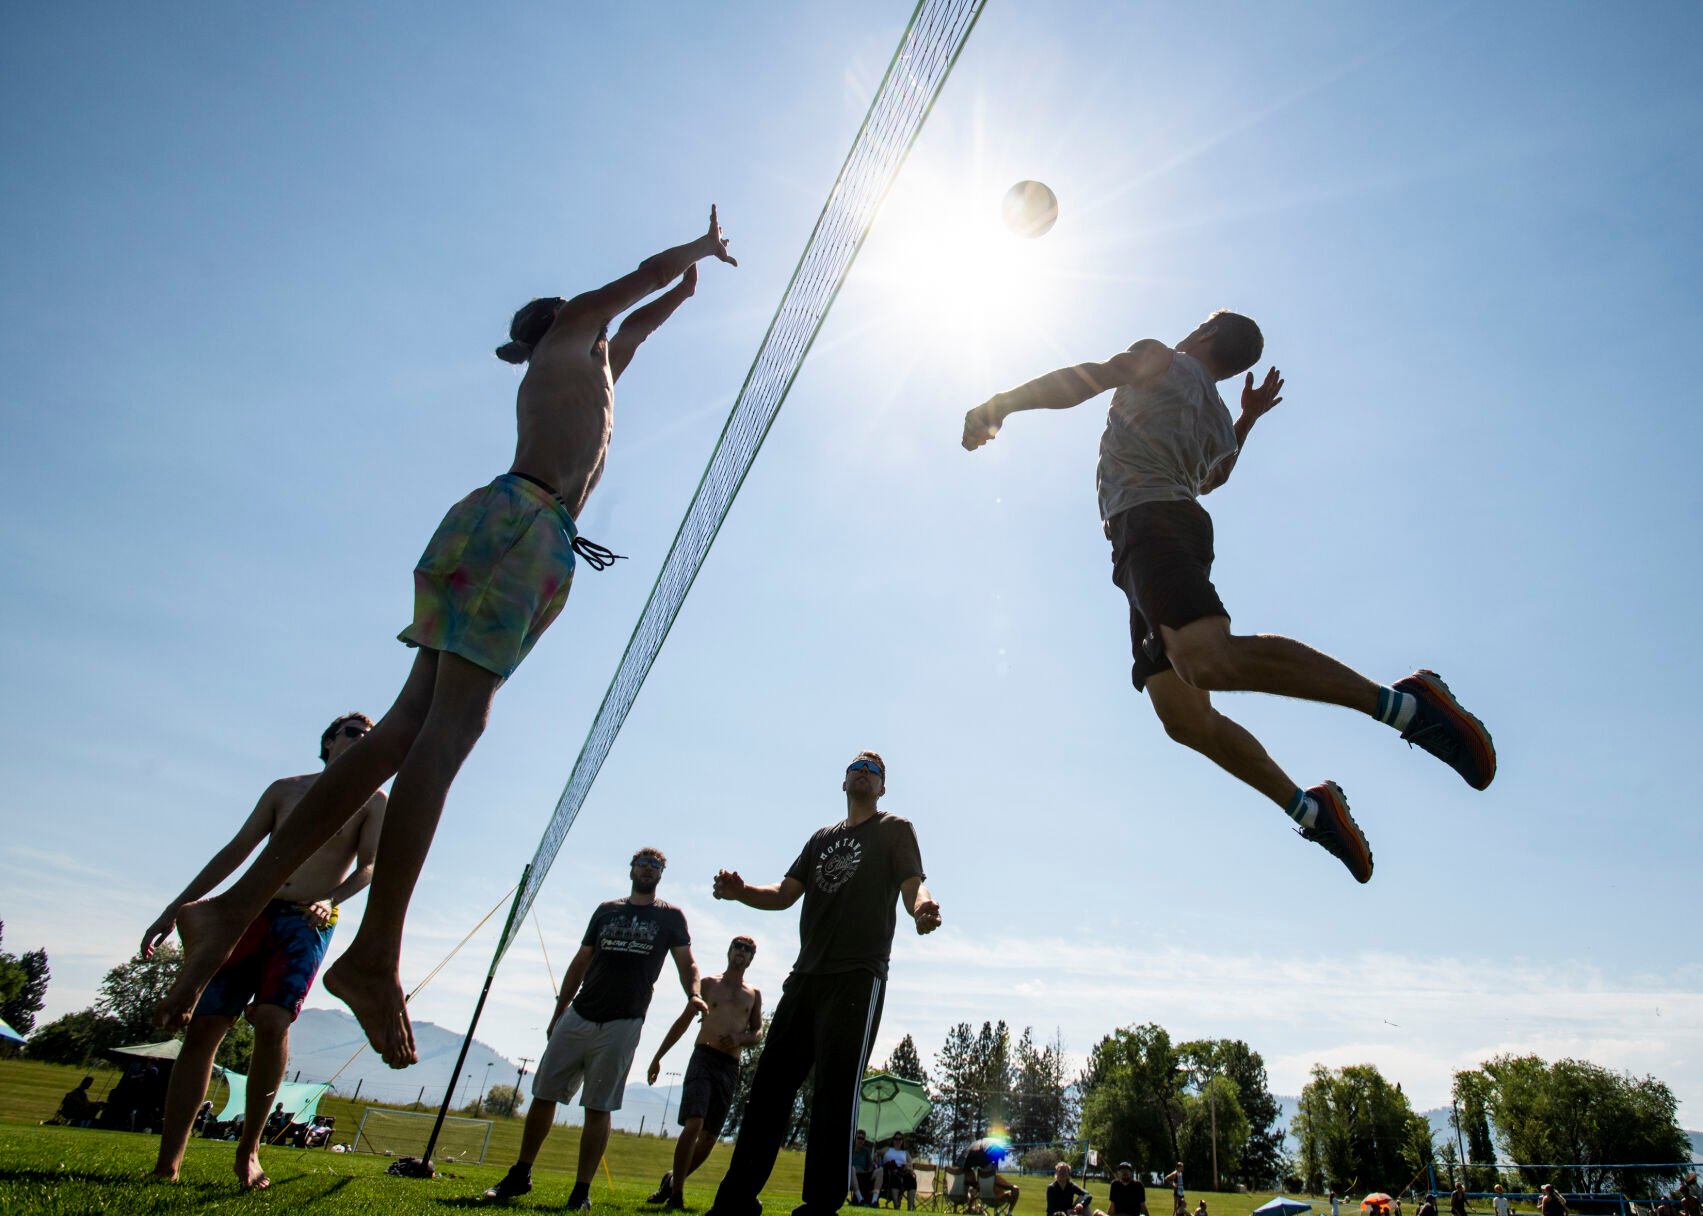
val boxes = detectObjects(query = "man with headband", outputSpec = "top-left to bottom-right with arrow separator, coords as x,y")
706,751 -> 942,1216
152,210 -> 737,1068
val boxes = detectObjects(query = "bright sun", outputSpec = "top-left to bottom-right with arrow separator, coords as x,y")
858,166 -> 1068,357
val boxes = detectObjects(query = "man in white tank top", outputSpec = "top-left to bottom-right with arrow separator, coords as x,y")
961,310 -> 1497,883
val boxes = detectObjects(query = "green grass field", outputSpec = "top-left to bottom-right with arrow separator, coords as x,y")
0,1058 -> 1281,1215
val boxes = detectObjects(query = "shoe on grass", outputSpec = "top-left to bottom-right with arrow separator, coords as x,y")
483,1166 -> 533,1202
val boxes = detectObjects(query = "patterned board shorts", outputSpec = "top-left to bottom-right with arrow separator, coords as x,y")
398,473 -> 578,680
195,900 -> 336,1022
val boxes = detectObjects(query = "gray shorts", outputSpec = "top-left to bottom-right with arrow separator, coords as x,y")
533,1008 -> 643,1111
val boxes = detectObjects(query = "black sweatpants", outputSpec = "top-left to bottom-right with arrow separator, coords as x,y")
709,969 -> 885,1216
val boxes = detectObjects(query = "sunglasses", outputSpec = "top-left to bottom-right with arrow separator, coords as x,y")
631,857 -> 665,870
331,724 -> 368,741
846,759 -> 884,777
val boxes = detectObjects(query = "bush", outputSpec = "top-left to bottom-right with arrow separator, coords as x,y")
27,1010 -> 124,1066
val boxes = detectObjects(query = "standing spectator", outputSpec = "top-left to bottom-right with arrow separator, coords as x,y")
1048,1163 -> 1091,1216
484,847 -> 699,1209
1330,1191 -> 1343,1216
705,751 -> 941,1216
1538,1186 -> 1567,1216
1160,1165 -> 1185,1216
1096,1161 -> 1147,1216
1453,1180 -> 1471,1216
1493,1185 -> 1511,1216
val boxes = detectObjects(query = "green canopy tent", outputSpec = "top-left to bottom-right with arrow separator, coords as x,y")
216,1073 -> 330,1125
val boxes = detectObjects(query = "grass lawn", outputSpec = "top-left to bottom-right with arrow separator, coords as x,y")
1,1059 -> 1292,1214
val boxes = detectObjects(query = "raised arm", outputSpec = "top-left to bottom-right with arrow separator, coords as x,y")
712,869 -> 805,911
962,339 -> 1173,451
1199,365 -> 1283,494
140,780 -> 283,956
647,998 -> 702,1084
610,264 -> 698,382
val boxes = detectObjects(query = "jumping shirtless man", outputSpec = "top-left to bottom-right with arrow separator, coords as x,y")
962,311 -> 1496,883
153,209 -> 737,1064
646,936 -> 764,1210
140,712 -> 385,1188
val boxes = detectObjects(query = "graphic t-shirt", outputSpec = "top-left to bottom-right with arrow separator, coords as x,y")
786,812 -> 924,981
1111,1179 -> 1147,1214
1096,350 -> 1237,522
571,898 -> 690,1022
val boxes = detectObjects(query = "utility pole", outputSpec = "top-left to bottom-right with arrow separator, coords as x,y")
1209,1078 -> 1218,1191
515,1057 -> 534,1100
661,1071 -> 682,1129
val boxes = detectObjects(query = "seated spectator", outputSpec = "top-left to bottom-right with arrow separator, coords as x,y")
265,1102 -> 289,1138
1194,1202 -> 1208,1216
881,1132 -> 918,1210
853,1130 -> 878,1206
962,1138 -> 1020,1214
1048,1162 -> 1091,1216
191,1100 -> 215,1136
1096,1161 -> 1148,1216
56,1076 -> 104,1127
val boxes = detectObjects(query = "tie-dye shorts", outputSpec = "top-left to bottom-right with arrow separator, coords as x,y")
398,473 -> 577,679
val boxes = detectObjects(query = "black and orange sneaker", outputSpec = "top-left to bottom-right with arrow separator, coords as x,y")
1298,781 -> 1373,883
1395,669 -> 1497,790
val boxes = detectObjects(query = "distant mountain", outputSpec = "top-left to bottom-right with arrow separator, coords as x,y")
283,1008 -> 680,1134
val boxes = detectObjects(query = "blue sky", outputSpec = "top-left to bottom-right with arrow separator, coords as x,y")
4,3 -> 1701,1126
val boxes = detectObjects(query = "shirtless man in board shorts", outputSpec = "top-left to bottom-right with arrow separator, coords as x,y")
153,210 -> 737,1064
645,936 -> 764,1209
962,311 -> 1496,883
140,712 -> 385,1188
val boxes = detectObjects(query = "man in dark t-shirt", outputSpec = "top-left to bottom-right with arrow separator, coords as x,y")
706,750 -> 942,1216
485,846 -> 700,1208
1102,1162 -> 1146,1216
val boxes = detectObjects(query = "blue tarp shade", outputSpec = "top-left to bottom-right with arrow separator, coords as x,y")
216,1072 -> 330,1124
0,1016 -> 25,1045
1255,1200 -> 1313,1216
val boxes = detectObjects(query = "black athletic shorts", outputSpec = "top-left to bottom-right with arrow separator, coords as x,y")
678,1043 -> 740,1135
1107,499 -> 1229,691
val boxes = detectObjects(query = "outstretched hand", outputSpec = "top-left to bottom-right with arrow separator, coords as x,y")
706,205 -> 737,266
1241,366 -> 1284,421
912,899 -> 942,935
962,400 -> 1003,451
712,869 -> 745,901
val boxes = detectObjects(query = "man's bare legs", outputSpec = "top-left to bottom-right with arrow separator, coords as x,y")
154,651 -> 440,1030
670,1115 -> 716,1201
1160,616 -> 1381,714
231,1004 -> 292,1189
577,1109 -> 613,1189
323,651 -> 500,1066
1147,672 -> 1299,808
152,1014 -> 231,1181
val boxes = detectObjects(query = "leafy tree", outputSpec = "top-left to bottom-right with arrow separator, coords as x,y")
1450,1071 -> 1498,1191
884,1033 -> 940,1155
0,920 -> 51,1034
1293,1063 -> 1432,1194
1459,1055 -> 1690,1196
722,1012 -> 772,1141
480,1083 -> 524,1117
1180,1038 -> 1284,1187
1176,1073 -> 1249,1190
1078,1023 -> 1188,1173
26,1008 -> 124,1065
94,944 -> 181,1043
215,1017 -> 253,1073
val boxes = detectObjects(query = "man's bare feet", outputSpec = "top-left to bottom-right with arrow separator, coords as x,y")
237,1153 -> 270,1190
323,951 -> 416,1068
150,1166 -> 180,1183
153,899 -> 248,1030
